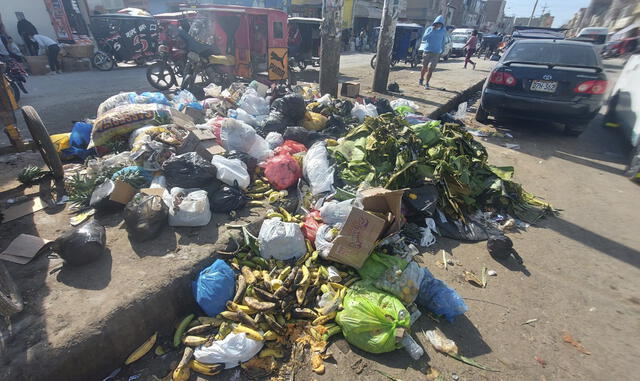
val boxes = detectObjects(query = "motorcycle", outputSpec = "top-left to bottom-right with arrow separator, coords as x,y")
179,49 -> 235,97
146,44 -> 186,91
3,58 -> 28,102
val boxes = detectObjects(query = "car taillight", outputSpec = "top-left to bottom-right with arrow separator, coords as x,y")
574,80 -> 607,94
489,71 -> 517,86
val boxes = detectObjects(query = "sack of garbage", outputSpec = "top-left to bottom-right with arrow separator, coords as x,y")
162,152 -> 218,189
97,92 -> 137,116
90,103 -> 172,148
220,118 -> 271,162
226,151 -> 257,177
374,98 -> 394,115
211,155 -> 250,190
62,121 -> 95,159
351,103 -> 378,122
194,331 -> 263,369
163,188 -> 212,227
359,252 -> 424,305
265,132 -> 284,149
262,111 -> 290,135
303,142 -> 334,195
209,182 -> 249,212
52,221 -> 107,266
302,111 -> 328,131
89,179 -> 123,211
416,267 -> 468,322
283,126 -> 324,147
273,140 -> 307,156
258,218 -> 306,260
271,93 -> 306,122
322,116 -> 348,138
263,153 -> 302,190
124,193 -> 169,241
404,184 -> 439,217
336,281 -> 411,354
192,259 -> 236,317
238,88 -> 269,116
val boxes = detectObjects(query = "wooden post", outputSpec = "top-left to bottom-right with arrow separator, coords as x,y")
319,0 -> 343,97
372,0 -> 399,93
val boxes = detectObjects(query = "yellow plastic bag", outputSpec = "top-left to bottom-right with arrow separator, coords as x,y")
50,133 -> 71,153
302,111 -> 327,131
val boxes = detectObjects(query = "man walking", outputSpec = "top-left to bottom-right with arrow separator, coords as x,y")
419,15 -> 446,89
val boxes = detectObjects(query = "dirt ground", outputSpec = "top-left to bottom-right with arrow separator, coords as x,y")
1,58 -> 639,381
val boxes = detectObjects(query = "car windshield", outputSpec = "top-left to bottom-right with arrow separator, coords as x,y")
452,35 -> 467,43
505,42 -> 598,67
580,34 -> 607,44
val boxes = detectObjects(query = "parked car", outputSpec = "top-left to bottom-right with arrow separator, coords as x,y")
577,27 -> 609,54
450,33 -> 468,57
441,33 -> 452,60
475,39 -> 607,136
603,53 -> 640,180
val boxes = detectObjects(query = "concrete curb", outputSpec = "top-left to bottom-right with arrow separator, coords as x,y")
427,77 -> 486,119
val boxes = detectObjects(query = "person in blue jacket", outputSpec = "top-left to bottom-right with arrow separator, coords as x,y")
419,15 -> 447,89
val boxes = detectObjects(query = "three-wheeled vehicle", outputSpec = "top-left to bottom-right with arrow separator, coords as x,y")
288,17 -> 321,71
89,13 -> 159,71
370,23 -> 424,69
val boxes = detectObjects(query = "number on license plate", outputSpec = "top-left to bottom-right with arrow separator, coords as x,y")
530,80 -> 557,93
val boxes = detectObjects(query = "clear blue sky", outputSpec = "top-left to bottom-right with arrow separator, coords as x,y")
504,0 -> 592,27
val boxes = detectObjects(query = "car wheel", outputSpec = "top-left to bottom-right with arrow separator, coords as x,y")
564,123 -> 586,137
443,54 -> 449,61
603,92 -> 619,128
626,144 -> 640,181
475,103 -> 489,123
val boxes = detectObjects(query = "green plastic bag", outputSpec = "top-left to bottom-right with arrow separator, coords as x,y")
336,281 -> 410,353
358,251 -> 408,281
410,121 -> 442,147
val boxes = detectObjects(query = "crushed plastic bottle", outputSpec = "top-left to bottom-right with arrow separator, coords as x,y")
401,334 -> 424,360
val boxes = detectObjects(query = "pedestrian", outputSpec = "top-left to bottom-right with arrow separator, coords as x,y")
16,14 -> 39,56
359,29 -> 366,52
419,15 -> 447,89
29,33 -> 61,74
463,30 -> 478,70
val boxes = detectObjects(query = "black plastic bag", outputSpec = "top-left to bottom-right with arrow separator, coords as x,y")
226,150 -> 257,175
435,217 -> 490,242
89,179 -> 123,211
283,126 -> 324,147
262,111 -> 291,135
52,221 -> 106,266
375,98 -> 394,115
209,182 -> 249,212
124,193 -> 169,241
162,152 -> 217,188
322,115 -> 348,138
404,184 -> 439,217
487,235 -> 523,264
271,94 -> 306,122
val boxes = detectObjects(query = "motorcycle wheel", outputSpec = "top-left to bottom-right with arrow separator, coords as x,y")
9,82 -> 20,103
21,106 -> 64,180
146,62 -> 176,91
92,51 -> 115,71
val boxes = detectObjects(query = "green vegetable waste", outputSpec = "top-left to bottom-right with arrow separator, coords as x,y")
328,114 -> 556,223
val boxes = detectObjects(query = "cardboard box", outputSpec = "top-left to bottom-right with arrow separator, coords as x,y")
340,81 -> 361,98
62,57 -> 91,72
25,55 -> 50,75
109,180 -> 137,205
325,188 -> 406,269
63,43 -> 94,58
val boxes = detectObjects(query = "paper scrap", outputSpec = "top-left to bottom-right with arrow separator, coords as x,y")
2,197 -> 48,222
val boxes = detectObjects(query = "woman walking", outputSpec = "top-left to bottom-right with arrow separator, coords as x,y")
463,30 -> 478,70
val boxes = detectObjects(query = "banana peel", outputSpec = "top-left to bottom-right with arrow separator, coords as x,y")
233,324 -> 264,341
174,314 -> 195,347
259,348 -> 285,358
189,360 -> 223,376
182,335 -> 207,347
173,347 -> 193,381
125,332 -> 157,365
312,311 -> 337,326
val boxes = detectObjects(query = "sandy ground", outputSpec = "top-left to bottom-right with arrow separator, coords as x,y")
1,57 -> 638,381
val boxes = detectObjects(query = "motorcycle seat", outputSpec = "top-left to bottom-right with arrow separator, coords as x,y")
208,55 -> 235,65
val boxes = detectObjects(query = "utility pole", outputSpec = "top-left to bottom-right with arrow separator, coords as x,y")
372,0 -> 399,92
527,0 -> 539,26
319,0 -> 344,97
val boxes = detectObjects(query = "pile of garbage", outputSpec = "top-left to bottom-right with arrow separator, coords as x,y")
46,81 -> 555,379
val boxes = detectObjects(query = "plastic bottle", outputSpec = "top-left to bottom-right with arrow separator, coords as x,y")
401,334 -> 424,360
416,267 -> 468,322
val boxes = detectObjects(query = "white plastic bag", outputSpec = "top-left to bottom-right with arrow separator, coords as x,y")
97,92 -> 136,116
193,332 -> 264,369
211,155 -> 250,189
258,218 -> 306,260
303,142 -> 334,195
319,199 -> 353,225
420,218 -> 438,247
351,102 -> 378,122
315,224 -> 338,258
390,98 -> 419,110
238,88 -> 269,116
373,261 -> 425,305
455,102 -> 467,120
265,132 -> 284,149
220,118 -> 272,162
317,93 -> 332,104
163,188 -> 211,227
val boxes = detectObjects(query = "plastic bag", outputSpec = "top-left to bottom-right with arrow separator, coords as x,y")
89,179 -> 123,211
133,92 -> 170,106
192,259 -> 236,317
194,332 -> 263,369
262,112 -> 290,135
274,140 -> 307,156
209,183 -> 249,212
283,126 -> 324,147
228,108 -> 258,127
124,193 -> 168,241
51,133 -> 72,159
404,184 -> 439,216
319,199 -> 353,225
315,224 -> 338,258
263,153 -> 302,190
358,251 -> 424,304
162,152 -> 218,189
172,89 -> 199,111
303,142 -> 334,195
302,111 -> 328,131
226,151 -> 257,176
435,212 -> 490,242
238,88 -> 269,116
390,98 -> 418,111
52,221 -> 106,266
358,251 -> 408,281
97,92 -> 136,116
336,281 -> 411,354
351,103 -> 378,122
416,267 -> 468,322
211,155 -> 250,190
301,210 -> 321,242
420,218 -> 438,247
374,98 -> 394,115
220,118 -> 271,162
90,103 -> 172,148
265,132 -> 284,149
61,121 -> 94,159
258,218 -> 307,260
271,93 -> 306,122
322,116 -> 348,138
163,188 -> 212,227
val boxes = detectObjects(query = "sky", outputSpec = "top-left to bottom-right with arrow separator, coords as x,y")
504,0 -> 592,27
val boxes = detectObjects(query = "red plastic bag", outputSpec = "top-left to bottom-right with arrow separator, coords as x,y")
211,116 -> 225,145
264,153 -> 302,190
302,210 -> 322,242
274,140 -> 307,156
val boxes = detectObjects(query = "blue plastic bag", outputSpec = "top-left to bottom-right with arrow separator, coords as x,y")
416,267 -> 468,322
134,92 -> 170,106
193,260 -> 236,317
62,122 -> 95,159
111,166 -> 153,186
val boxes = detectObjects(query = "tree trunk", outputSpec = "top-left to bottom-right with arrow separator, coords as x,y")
319,0 -> 344,97
372,0 -> 399,93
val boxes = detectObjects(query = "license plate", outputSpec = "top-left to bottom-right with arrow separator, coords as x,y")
530,80 -> 558,93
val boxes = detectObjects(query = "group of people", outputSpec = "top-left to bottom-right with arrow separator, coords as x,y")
0,15 -> 62,74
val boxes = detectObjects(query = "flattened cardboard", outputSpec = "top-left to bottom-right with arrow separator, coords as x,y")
109,180 -> 137,204
0,234 -> 51,264
326,208 -> 386,269
3,197 -> 48,222
141,188 -> 165,197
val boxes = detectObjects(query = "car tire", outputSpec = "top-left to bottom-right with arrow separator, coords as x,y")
443,54 -> 449,61
625,144 -> 640,181
475,103 -> 489,123
603,92 -> 619,128
564,123 -> 586,137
